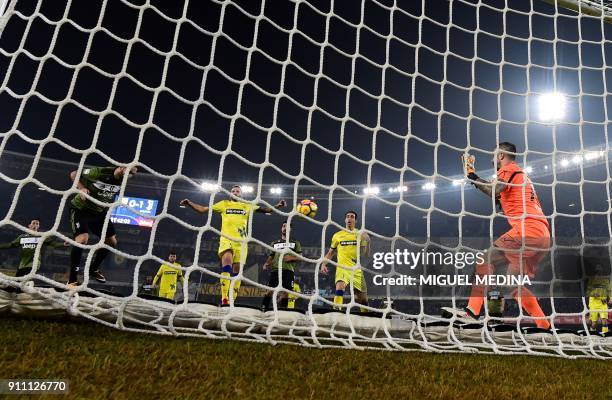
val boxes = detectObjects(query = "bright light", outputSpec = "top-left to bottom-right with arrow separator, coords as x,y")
544,165 -> 549,170
452,179 -> 464,186
388,185 -> 407,193
201,182 -> 219,192
270,187 -> 282,195
572,155 -> 582,165
242,185 -> 254,193
491,173 -> 497,179
422,182 -> 436,190
524,166 -> 533,174
538,92 -> 566,121
363,187 -> 380,195
560,158 -> 569,167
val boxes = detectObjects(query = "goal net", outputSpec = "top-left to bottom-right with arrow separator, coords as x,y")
1,0 -> 611,359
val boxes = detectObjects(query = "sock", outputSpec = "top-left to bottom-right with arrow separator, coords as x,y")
231,272 -> 241,300
333,289 -> 344,309
287,298 -> 295,309
261,295 -> 271,311
358,298 -> 368,313
220,265 -> 232,303
69,246 -> 84,283
466,263 -> 494,316
603,326 -> 609,334
513,287 -> 550,330
90,247 -> 110,272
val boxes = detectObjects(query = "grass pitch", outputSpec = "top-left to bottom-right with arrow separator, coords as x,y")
0,317 -> 610,400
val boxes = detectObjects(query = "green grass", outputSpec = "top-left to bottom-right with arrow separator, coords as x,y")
0,317 -> 610,400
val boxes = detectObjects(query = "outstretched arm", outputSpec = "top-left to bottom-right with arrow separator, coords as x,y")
180,199 -> 209,214
255,200 -> 287,214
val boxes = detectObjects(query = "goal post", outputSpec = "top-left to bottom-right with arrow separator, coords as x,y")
538,0 -> 612,22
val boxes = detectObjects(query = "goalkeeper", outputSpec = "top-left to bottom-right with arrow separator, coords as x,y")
443,142 -> 551,329
261,221 -> 302,310
67,165 -> 137,287
152,251 -> 184,301
320,210 -> 370,311
0,217 -> 67,277
180,185 -> 286,305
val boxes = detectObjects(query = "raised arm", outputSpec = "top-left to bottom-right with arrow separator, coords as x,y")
180,199 -> 209,214
462,155 -> 504,198
255,200 -> 287,214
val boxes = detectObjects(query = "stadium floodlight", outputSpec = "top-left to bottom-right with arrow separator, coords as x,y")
269,187 -> 282,195
560,158 -> 570,167
388,185 -> 407,193
452,179 -> 464,186
538,92 -> 566,121
524,166 -> 533,174
241,185 -> 254,193
584,151 -> 602,161
572,155 -> 582,165
422,182 -> 436,190
201,182 -> 219,192
363,187 -> 380,195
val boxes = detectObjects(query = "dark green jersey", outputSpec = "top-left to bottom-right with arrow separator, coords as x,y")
269,238 -> 302,272
70,167 -> 123,213
0,234 -> 63,269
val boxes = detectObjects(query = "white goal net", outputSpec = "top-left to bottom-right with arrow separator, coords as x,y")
1,0 -> 612,359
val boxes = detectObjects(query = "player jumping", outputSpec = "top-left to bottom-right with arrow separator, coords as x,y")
442,142 -> 551,329
261,221 -> 302,311
320,210 -> 370,311
152,251 -> 185,301
180,185 -> 286,305
0,218 -> 67,277
67,165 -> 137,287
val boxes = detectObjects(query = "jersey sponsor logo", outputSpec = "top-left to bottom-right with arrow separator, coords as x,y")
340,240 -> 357,246
163,271 -> 178,275
20,237 -> 41,245
226,208 -> 247,215
93,181 -> 121,195
273,242 -> 296,250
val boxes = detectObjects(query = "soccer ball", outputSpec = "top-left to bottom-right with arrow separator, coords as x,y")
296,199 -> 317,218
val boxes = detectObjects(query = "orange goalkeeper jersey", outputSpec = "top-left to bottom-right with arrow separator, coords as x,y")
496,162 -> 548,229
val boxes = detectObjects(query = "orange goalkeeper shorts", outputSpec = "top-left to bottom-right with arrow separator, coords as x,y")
494,219 -> 550,278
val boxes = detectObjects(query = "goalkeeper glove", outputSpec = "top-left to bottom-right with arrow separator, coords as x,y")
461,154 -> 480,182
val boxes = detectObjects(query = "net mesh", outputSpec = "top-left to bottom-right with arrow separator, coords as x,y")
0,0 -> 612,358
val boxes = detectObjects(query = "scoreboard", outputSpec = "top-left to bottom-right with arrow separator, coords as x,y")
110,196 -> 158,227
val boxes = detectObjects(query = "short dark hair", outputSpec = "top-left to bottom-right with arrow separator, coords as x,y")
31,218 -> 41,222
169,250 -> 177,255
498,142 -> 517,160
345,210 -> 358,220
231,185 -> 241,190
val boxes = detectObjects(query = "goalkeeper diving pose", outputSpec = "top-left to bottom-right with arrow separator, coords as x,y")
67,165 -> 138,286
320,210 -> 370,311
152,251 -> 184,301
181,185 -> 286,305
261,221 -> 302,311
442,142 -> 551,329
0,217 -> 67,277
